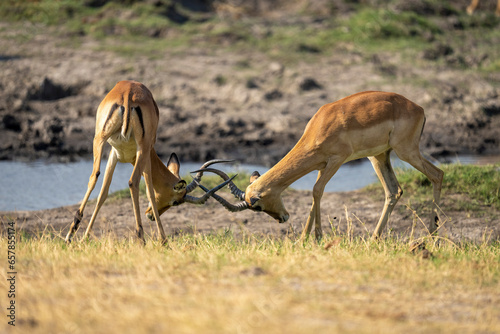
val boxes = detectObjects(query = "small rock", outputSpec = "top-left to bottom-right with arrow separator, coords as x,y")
240,266 -> 267,276
297,43 -> 321,53
246,78 -> 259,89
264,89 -> 283,101
28,77 -> 72,101
299,78 -> 323,91
268,62 -> 284,76
163,4 -> 189,24
2,115 -> 22,132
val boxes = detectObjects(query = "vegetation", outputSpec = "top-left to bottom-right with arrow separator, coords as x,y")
399,163 -> 500,209
1,0 -> 499,69
1,228 -> 499,333
1,2 -> 499,332
365,163 -> 500,211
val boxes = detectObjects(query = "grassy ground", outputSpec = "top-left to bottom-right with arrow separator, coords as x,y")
1,2 -> 500,330
1,229 -> 499,333
1,164 -> 499,332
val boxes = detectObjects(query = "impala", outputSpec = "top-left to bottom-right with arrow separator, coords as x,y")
65,80 -> 233,243
467,0 -> 500,16
195,91 -> 444,240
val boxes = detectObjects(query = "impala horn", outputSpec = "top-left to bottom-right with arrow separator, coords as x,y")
185,159 -> 234,194
183,174 -> 237,205
193,180 -> 250,212
190,168 -> 246,201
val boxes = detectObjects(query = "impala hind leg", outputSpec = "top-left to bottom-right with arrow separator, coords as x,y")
369,151 -> 403,239
82,150 -> 118,240
300,158 -> 343,242
394,150 -> 444,234
65,136 -> 107,243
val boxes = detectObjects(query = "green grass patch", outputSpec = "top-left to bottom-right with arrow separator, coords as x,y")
365,163 -> 500,211
0,0 -> 90,25
340,8 -> 441,41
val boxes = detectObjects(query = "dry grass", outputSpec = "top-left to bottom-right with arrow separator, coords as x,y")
1,222 -> 499,334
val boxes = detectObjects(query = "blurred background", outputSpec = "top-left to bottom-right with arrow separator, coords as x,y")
0,0 -> 499,209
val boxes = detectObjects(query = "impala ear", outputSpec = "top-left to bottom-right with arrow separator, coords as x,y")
167,153 -> 181,178
174,180 -> 187,193
249,171 -> 261,184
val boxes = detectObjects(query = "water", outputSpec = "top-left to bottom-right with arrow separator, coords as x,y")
0,155 -> 497,211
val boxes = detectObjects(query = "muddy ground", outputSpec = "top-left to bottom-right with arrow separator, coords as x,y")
0,14 -> 499,165
2,187 -> 499,244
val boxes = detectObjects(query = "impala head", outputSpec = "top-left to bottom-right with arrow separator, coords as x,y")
244,172 -> 290,223
193,169 -> 290,224
145,153 -> 235,221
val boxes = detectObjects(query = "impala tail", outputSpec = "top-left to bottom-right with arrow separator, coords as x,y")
121,96 -> 131,138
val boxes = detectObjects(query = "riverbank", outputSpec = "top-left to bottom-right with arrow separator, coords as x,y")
2,160 -> 499,244
3,180 -> 499,244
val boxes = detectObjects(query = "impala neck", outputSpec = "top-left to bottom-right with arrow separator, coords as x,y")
255,141 -> 321,194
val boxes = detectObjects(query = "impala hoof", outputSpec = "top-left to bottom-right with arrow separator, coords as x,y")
278,214 -> 289,223
146,212 -> 155,221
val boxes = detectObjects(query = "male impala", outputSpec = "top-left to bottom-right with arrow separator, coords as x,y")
65,80 -> 232,243
196,91 -> 444,240
467,0 -> 500,16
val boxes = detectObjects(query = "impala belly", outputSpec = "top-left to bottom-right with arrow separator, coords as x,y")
345,143 -> 390,162
107,133 -> 138,163
341,120 -> 393,162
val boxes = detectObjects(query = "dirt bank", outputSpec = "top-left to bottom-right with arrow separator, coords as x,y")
2,187 -> 499,243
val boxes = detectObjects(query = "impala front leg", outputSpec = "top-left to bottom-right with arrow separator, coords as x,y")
142,157 -> 167,243
65,209 -> 84,243
301,201 -> 317,241
300,159 -> 342,242
301,170 -> 324,241
300,199 -> 323,241
314,199 -> 323,240
129,154 -> 147,243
